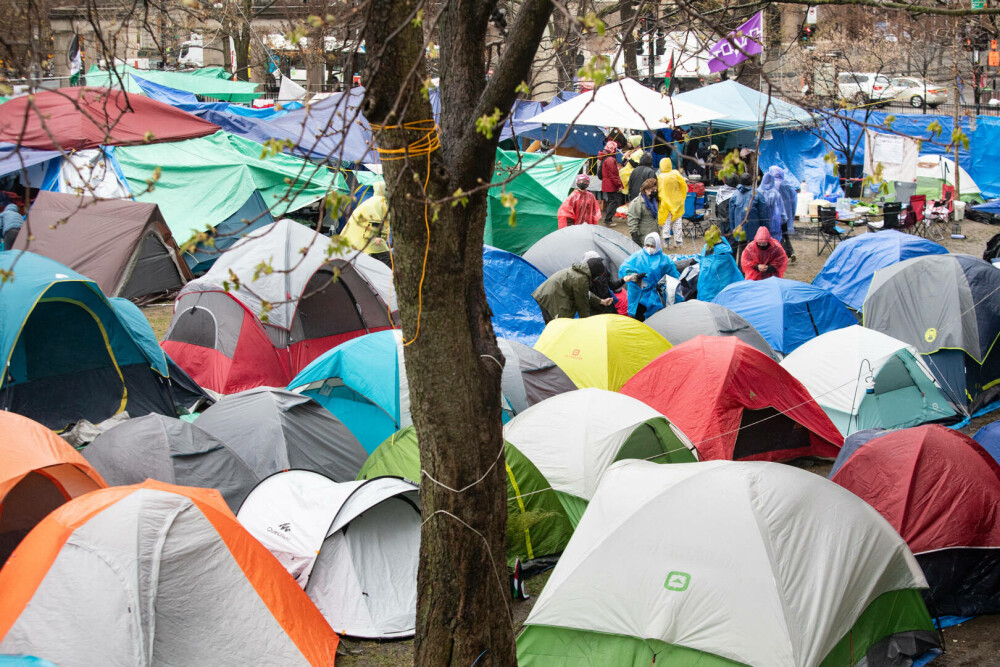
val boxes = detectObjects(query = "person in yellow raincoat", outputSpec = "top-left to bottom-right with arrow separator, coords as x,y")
342,182 -> 391,265
657,158 -> 686,248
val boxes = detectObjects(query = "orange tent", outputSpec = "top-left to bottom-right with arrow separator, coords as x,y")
0,480 -> 339,665
0,412 -> 106,564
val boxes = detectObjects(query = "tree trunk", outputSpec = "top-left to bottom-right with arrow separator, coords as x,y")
360,0 -> 554,665
234,27 -> 251,82
621,2 -> 639,79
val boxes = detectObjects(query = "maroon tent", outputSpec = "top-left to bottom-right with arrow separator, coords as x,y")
0,87 -> 219,151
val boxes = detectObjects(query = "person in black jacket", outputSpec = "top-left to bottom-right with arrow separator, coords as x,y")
627,152 -> 656,202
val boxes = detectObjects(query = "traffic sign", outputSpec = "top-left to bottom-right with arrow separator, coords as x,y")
990,50 -> 999,67
973,0 -> 986,10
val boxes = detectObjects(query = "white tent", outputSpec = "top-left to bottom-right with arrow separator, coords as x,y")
780,325 -> 956,436
526,78 -> 726,130
517,460 -> 937,667
237,471 -> 420,639
916,154 -> 981,199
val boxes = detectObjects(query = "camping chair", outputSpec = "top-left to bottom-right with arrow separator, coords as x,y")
868,202 -> 903,232
924,185 -> 953,241
816,207 -> 847,256
684,192 -> 706,242
904,195 -> 927,237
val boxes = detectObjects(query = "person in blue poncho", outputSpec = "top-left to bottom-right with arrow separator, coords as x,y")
758,168 -> 785,242
769,166 -> 798,261
619,232 -> 679,321
696,224 -> 743,302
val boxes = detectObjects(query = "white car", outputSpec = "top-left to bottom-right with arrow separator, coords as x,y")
837,72 -> 893,104
888,77 -> 948,108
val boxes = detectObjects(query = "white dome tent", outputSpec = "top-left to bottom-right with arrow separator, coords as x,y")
237,471 -> 420,639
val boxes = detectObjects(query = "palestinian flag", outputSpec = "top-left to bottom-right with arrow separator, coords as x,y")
68,35 -> 82,86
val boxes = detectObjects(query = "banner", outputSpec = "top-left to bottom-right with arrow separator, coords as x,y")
229,36 -> 237,75
707,12 -> 764,73
68,34 -> 82,85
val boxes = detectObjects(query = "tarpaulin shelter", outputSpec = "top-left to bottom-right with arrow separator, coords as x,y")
84,65 -> 262,103
16,192 -> 192,300
534,315 -> 671,392
483,245 -> 546,345
0,412 -> 106,565
811,230 -> 948,311
195,388 -> 368,482
522,224 -> 639,278
261,88 -> 377,164
237,472 -> 420,639
517,92 -> 606,156
0,480 -> 341,666
498,99 -> 545,143
974,419 -> 1000,464
0,251 -> 176,430
621,336 -> 843,461
863,254 -> 1000,413
713,278 -> 856,355
759,128 -> 844,198
0,87 -> 219,151
781,326 -> 956,436
161,219 -> 396,395
83,413 -> 258,513
672,80 -> 815,130
517,459 -> 937,667
485,149 -> 587,254
182,190 -> 274,275
358,425 -> 573,564
503,388 -> 696,526
643,300 -> 778,360
114,131 -> 339,243
830,425 -> 1000,616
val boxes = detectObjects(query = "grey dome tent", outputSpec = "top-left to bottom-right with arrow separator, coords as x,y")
497,338 -> 577,415
195,388 -> 368,482
83,414 -> 259,512
238,471 -> 420,639
643,300 -> 779,360
522,224 -> 639,277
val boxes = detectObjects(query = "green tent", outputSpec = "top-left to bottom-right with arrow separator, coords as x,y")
357,426 -> 574,564
485,149 -> 586,254
115,131 -> 342,243
84,65 -> 261,103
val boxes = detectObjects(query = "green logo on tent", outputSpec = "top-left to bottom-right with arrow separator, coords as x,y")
664,571 -> 691,592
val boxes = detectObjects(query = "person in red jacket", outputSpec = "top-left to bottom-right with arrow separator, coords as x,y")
599,141 -> 624,226
557,174 -> 601,228
740,226 -> 788,280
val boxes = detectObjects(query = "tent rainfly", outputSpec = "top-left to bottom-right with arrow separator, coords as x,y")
671,80 -> 815,130
522,224 -> 640,279
642,300 -> 779,360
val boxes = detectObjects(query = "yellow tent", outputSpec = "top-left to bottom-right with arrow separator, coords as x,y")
534,315 -> 671,391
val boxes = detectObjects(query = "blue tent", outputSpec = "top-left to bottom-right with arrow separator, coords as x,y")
812,231 -> 948,311
973,420 -> 1000,464
672,81 -> 815,130
0,251 -> 176,430
483,246 -> 546,345
712,278 -> 856,354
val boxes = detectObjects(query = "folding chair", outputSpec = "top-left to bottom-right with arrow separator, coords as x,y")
867,201 -> 902,232
924,185 -> 953,241
816,207 -> 846,255
684,192 -> 706,243
905,195 -> 928,237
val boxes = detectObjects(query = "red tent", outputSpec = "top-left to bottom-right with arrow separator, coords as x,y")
0,87 -> 219,150
830,425 -> 1000,616
621,335 -> 842,461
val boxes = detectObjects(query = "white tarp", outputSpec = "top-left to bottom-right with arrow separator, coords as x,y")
864,129 -> 919,184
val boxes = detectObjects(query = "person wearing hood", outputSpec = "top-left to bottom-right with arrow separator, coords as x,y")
697,225 -> 743,301
558,174 -> 600,228
729,173 -> 768,241
740,226 -> 788,280
758,169 -> 786,242
532,256 -> 613,322
618,232 -> 680,321
583,250 -> 625,314
1,202 -> 23,250
627,152 -> 656,201
599,141 -> 624,226
769,165 -> 798,261
657,159 -> 687,248
715,175 -> 739,233
341,182 -> 391,265
626,178 -> 660,246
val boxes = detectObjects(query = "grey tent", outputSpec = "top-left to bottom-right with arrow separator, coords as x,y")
195,387 -> 368,481
15,191 -> 192,301
522,224 -> 639,278
83,413 -> 259,512
643,300 -> 780,361
498,338 -> 577,415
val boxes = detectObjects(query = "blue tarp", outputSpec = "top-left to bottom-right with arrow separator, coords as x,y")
499,100 -> 545,143
712,278 -> 856,354
812,231 -> 949,311
0,144 -> 61,179
673,81 -> 816,130
263,87 -> 376,164
482,245 -> 546,345
519,92 -> 605,155
973,419 -> 1000,464
759,129 -> 844,198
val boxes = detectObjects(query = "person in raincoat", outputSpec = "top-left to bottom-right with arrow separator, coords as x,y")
626,178 -> 660,245
758,168 -> 786,243
769,166 -> 797,261
532,257 -> 613,322
740,226 -> 788,280
618,232 -> 680,321
619,135 -> 644,194
599,141 -> 624,226
557,174 -> 601,228
341,182 -> 391,265
729,173 -> 768,242
583,250 -> 624,314
697,225 -> 743,302
627,152 -> 656,201
657,159 -> 686,248
1,202 -> 23,250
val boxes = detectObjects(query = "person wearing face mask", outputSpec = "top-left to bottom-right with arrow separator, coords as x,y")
626,178 -> 660,246
618,232 -> 679,321
740,226 -> 788,280
532,256 -> 614,322
557,174 -> 601,228
582,250 -> 625,314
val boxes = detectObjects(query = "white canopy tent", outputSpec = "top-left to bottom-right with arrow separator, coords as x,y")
526,78 -> 726,130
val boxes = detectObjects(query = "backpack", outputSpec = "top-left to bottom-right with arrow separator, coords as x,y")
984,232 -> 1000,262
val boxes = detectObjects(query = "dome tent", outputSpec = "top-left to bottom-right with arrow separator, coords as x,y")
517,460 -> 938,667
642,299 -> 778,360
496,338 -> 577,415
781,326 -> 956,436
482,246 -> 546,345
622,336 -> 843,462
0,412 -> 106,565
0,480 -> 340,666
237,472 -> 420,639
830,425 -> 1000,616
522,224 -> 640,279
83,413 -> 259,513
974,419 -> 1000,464
195,387 -> 368,482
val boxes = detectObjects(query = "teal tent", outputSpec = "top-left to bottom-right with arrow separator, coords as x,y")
84,65 -> 261,103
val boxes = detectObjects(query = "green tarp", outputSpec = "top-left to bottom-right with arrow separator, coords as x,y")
115,131 -> 342,242
187,66 -> 234,81
84,65 -> 261,103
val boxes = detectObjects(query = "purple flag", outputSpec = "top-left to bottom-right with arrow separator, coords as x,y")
707,12 -> 764,73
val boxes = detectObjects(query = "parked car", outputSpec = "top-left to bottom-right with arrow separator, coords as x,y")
837,72 -> 893,104
888,76 -> 948,108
